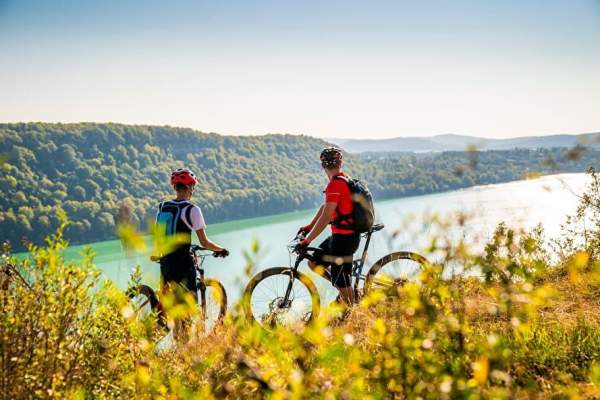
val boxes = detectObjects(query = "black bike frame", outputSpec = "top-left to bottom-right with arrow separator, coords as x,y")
352,230 -> 375,296
190,248 -> 210,319
281,229 -> 378,305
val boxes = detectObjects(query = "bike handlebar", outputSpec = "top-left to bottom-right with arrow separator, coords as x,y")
149,245 -> 225,262
287,234 -> 320,256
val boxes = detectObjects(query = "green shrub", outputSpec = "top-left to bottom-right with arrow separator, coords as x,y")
0,213 -> 137,398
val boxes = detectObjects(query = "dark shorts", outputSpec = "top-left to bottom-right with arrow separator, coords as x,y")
312,233 -> 361,289
160,252 -> 197,294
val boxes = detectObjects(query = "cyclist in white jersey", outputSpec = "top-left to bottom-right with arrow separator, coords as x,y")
155,168 -> 228,298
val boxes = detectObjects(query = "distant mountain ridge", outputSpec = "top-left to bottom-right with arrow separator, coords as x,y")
330,132 -> 600,153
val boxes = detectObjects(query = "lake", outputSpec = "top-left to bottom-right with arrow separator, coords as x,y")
57,173 -> 590,304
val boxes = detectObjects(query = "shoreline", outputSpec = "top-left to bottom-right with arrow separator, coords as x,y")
14,172 -> 587,258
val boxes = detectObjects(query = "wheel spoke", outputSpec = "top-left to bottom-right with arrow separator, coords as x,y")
130,293 -> 154,321
135,299 -> 150,312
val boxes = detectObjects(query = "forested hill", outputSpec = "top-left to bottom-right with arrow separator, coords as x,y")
1,122 -> 599,249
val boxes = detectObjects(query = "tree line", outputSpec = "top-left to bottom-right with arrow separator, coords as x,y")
1,122 -> 598,249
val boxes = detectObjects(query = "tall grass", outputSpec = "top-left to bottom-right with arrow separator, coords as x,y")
2,171 -> 600,399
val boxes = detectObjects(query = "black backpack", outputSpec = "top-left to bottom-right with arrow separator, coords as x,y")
332,176 -> 375,233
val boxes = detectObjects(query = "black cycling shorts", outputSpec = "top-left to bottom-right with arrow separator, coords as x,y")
312,233 -> 361,289
160,251 -> 197,295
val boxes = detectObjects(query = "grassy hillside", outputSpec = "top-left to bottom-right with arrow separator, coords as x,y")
1,122 -> 599,248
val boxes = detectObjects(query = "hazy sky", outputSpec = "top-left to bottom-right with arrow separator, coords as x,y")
1,0 -> 599,139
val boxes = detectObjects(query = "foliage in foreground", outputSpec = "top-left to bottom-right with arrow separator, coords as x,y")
2,171 -> 600,399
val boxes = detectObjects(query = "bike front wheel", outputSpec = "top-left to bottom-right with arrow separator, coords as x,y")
243,267 -> 320,330
196,278 -> 227,333
364,252 -> 430,293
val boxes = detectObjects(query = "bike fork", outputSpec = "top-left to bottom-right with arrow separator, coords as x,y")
281,258 -> 301,307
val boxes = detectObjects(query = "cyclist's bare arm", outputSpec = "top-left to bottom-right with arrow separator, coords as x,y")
305,202 -> 337,243
307,205 -> 324,228
195,229 -> 225,252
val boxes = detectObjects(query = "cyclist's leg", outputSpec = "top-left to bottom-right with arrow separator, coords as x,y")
308,237 -> 333,282
180,265 -> 198,304
159,261 -> 171,296
160,256 -> 197,341
328,234 -> 361,305
175,259 -> 198,341
160,255 -> 197,300
330,264 -> 353,305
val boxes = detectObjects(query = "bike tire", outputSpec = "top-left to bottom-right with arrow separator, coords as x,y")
127,284 -> 167,329
242,267 -> 320,329
364,252 -> 430,293
197,278 -> 227,331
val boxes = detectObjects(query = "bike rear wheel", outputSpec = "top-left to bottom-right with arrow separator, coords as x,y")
364,252 -> 429,293
243,267 -> 320,330
196,278 -> 227,333
127,284 -> 167,329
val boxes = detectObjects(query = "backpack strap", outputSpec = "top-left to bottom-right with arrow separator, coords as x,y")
185,204 -> 193,224
181,204 -> 194,230
330,175 -> 354,228
333,175 -> 349,184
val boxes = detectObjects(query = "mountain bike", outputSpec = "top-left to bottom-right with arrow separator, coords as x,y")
242,223 -> 430,329
128,245 -> 227,334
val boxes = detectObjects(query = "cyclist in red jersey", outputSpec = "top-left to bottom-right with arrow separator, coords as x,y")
295,147 -> 361,305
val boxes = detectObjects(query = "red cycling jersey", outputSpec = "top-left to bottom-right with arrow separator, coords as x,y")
324,172 -> 354,235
